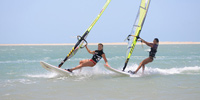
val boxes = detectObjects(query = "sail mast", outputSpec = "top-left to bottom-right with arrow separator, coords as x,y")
58,0 -> 111,68
123,0 -> 151,71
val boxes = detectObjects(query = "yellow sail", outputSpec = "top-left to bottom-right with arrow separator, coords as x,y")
59,0 -> 111,68
123,0 -> 151,71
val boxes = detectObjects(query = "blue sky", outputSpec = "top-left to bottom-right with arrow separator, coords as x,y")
0,0 -> 199,44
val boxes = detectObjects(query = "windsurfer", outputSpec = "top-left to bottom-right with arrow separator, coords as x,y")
66,43 -> 109,72
129,37 -> 159,74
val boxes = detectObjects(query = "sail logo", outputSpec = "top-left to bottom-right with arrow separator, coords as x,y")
129,44 -> 135,54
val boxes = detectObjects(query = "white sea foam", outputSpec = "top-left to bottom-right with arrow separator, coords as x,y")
0,58 -> 59,64
2,79 -> 36,87
26,73 -> 58,78
72,65 -> 112,77
0,59 -> 39,64
3,93 -> 10,96
145,66 -> 200,75
107,56 -> 125,61
25,65 -> 113,81
125,64 -> 200,76
42,49 -> 53,52
25,64 -> 200,80
18,79 -> 36,84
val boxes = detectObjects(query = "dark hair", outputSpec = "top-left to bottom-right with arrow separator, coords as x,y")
98,43 -> 103,47
154,38 -> 159,43
98,43 -> 103,51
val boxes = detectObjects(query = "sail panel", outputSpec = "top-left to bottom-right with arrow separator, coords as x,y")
123,0 -> 151,71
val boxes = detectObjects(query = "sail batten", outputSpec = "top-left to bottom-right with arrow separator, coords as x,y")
123,0 -> 151,71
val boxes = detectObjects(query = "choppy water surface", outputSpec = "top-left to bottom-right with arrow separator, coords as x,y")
0,45 -> 200,100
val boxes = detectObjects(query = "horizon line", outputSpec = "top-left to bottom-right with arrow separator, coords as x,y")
0,42 -> 200,46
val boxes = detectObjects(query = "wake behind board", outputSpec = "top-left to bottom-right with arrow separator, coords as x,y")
104,65 -> 132,76
40,61 -> 72,76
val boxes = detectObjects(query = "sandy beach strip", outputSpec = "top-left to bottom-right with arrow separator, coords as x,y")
0,42 -> 200,46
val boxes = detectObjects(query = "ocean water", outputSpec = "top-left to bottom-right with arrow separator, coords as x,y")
0,44 -> 200,100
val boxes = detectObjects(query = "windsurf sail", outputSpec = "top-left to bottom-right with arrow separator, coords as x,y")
58,0 -> 111,68
122,0 -> 151,71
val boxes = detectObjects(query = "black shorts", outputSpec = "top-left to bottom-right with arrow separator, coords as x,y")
149,56 -> 154,60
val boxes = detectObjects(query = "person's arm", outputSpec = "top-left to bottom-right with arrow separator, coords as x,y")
102,54 -> 109,67
132,35 -> 153,48
85,45 -> 95,54
140,38 -> 153,48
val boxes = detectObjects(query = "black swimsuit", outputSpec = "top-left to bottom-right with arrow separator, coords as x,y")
91,50 -> 104,63
149,44 -> 158,59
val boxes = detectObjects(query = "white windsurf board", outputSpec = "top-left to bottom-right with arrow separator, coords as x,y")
40,61 -> 72,76
104,65 -> 132,76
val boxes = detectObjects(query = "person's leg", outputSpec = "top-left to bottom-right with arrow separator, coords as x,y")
78,59 -> 88,72
79,59 -> 88,64
142,65 -> 145,74
135,62 -> 143,73
135,57 -> 153,73
70,59 -> 95,71
143,57 -> 153,65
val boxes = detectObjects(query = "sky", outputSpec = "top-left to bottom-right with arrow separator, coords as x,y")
0,0 -> 200,44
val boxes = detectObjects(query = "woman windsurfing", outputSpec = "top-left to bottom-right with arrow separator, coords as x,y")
66,43 -> 109,72
129,37 -> 159,74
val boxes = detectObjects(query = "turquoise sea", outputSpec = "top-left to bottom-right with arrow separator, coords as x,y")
0,44 -> 200,100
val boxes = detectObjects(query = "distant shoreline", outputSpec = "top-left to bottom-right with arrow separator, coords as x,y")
0,42 -> 200,46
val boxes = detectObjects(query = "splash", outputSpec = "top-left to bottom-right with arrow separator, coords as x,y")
125,64 -> 200,76
25,65 -> 200,80
73,65 -> 111,76
145,66 -> 200,75
25,65 -> 113,80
